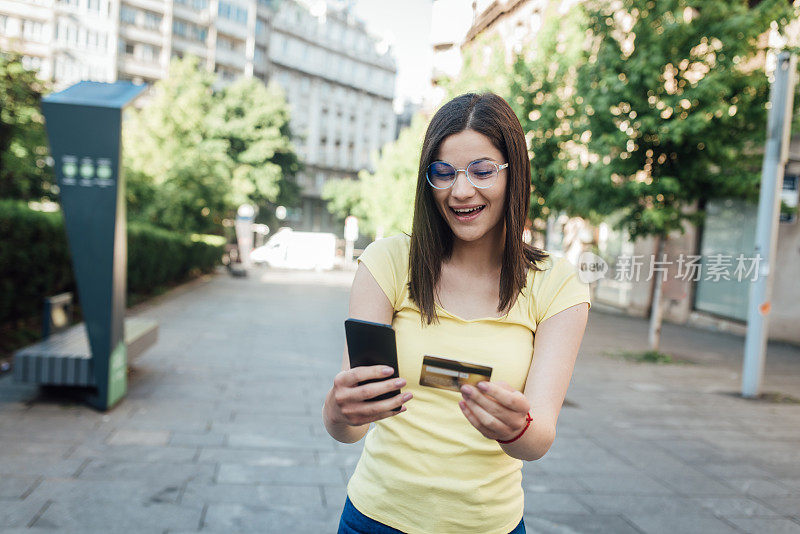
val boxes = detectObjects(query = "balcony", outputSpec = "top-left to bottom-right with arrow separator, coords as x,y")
215,17 -> 248,42
120,0 -> 165,14
214,47 -> 246,70
118,55 -> 163,79
171,38 -> 208,59
119,24 -> 162,46
172,4 -> 208,25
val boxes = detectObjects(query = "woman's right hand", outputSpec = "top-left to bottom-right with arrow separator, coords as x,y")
327,365 -> 413,426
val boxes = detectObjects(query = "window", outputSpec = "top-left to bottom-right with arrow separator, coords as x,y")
254,45 -> 266,66
256,17 -> 267,37
21,55 -> 42,71
125,42 -> 134,55
22,20 -> 45,42
172,18 -> 207,42
139,44 -> 157,61
120,5 -> 137,24
175,0 -> 208,9
218,1 -> 248,24
217,35 -> 242,53
143,11 -> 161,31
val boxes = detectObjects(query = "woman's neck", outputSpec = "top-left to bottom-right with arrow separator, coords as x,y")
447,223 -> 506,275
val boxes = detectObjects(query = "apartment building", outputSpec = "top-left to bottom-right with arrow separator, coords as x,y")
269,0 -> 396,232
0,0 -> 397,235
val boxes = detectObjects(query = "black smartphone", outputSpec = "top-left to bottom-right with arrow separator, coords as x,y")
344,318 -> 401,411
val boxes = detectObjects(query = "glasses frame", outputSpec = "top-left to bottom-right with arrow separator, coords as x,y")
426,159 -> 509,190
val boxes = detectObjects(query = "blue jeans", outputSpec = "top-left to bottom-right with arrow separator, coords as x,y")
338,495 -> 526,534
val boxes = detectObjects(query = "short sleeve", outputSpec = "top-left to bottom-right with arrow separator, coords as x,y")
533,255 -> 591,325
356,235 -> 408,310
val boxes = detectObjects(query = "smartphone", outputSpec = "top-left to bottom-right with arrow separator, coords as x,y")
344,318 -> 401,411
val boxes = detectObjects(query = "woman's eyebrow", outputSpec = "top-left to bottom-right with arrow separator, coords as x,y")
435,156 -> 499,164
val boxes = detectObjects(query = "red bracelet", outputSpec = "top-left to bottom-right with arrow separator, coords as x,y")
496,412 -> 533,444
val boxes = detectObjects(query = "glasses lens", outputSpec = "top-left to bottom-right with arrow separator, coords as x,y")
467,160 -> 497,187
427,161 -> 456,188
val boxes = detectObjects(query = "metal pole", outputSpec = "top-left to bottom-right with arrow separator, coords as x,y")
742,52 -> 796,398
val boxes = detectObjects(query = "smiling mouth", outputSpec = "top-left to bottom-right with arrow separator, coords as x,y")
450,205 -> 486,218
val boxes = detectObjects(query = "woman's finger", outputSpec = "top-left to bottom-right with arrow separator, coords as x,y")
475,381 -> 529,413
461,396 -> 514,438
461,384 -> 524,429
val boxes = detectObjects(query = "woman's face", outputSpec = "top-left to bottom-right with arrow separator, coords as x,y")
431,129 -> 508,245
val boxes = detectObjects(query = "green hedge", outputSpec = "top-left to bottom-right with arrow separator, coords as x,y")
0,200 -> 225,325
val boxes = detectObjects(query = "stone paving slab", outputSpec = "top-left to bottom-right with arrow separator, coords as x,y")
0,267 -> 798,533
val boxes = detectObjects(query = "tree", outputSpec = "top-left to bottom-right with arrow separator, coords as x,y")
0,52 -> 54,201
123,55 -> 299,234
571,0 -> 796,350
322,114 -> 427,238
437,32 -> 513,102
512,1 -> 588,227
124,56 -> 229,234
207,76 -> 301,209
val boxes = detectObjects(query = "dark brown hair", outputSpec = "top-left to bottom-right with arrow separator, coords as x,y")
408,92 -> 549,326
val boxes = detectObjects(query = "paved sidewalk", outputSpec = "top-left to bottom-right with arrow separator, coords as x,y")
0,267 -> 798,534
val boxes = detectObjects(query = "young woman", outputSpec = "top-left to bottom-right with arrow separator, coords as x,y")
322,92 -> 591,534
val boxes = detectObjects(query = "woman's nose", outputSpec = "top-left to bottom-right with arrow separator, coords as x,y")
450,170 -> 476,198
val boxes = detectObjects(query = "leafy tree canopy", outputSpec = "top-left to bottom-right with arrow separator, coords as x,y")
124,55 -> 299,234
0,52 -> 54,201
569,0 -> 795,239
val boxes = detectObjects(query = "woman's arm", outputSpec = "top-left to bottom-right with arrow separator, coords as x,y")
322,261 -> 405,444
458,302 -> 588,461
501,302 -> 588,460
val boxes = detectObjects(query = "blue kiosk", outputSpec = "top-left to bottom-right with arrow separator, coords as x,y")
13,81 -> 158,411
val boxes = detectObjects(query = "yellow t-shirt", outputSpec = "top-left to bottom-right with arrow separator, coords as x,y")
347,233 -> 591,534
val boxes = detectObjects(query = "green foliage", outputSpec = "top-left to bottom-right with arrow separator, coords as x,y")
127,222 -> 223,293
208,77 -> 302,207
0,200 -> 224,326
322,114 -> 426,238
0,52 -> 55,201
569,0 -> 796,240
123,56 -> 299,234
0,200 -> 72,325
437,33 -> 512,102
513,1 -> 588,224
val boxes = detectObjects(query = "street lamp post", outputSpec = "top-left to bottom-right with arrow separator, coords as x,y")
742,51 -> 797,398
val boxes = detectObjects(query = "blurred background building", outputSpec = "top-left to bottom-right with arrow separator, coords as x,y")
0,0 -> 397,234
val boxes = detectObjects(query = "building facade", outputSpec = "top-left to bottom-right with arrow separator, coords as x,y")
268,0 -> 396,233
0,0 -> 397,235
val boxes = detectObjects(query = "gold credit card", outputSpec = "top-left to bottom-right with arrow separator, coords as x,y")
419,355 -> 492,392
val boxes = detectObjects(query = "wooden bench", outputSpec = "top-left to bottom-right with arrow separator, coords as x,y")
13,317 -> 158,386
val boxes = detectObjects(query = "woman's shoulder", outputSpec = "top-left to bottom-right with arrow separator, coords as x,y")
526,251 -> 591,324
363,233 -> 411,261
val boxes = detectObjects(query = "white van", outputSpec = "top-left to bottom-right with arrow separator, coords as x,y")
250,228 -> 336,270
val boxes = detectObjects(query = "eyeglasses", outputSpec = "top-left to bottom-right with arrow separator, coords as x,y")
426,159 -> 508,190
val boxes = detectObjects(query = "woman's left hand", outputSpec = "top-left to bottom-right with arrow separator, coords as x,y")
459,381 -> 531,441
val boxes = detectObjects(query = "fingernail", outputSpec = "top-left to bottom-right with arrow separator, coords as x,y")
394,378 -> 405,387
461,386 -> 471,397
458,401 -> 466,409
403,393 -> 413,401
477,382 -> 488,391
382,367 -> 394,375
